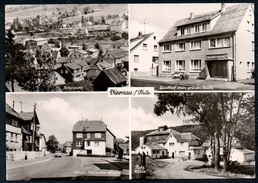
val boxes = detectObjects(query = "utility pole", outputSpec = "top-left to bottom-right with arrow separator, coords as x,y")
32,103 -> 37,151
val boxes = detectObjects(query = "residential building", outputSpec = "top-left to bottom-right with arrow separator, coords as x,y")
135,126 -> 204,159
158,4 -> 254,81
130,32 -> 159,76
64,141 -> 72,154
19,111 -> 41,151
72,120 -> 116,156
6,104 -> 23,151
103,48 -> 127,68
230,148 -> 255,163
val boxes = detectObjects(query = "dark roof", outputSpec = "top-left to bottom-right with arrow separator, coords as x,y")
56,57 -> 70,64
21,126 -> 31,135
159,4 -> 250,43
115,138 -> 127,144
6,103 -> 22,119
72,120 -> 107,132
130,33 -> 154,51
19,112 -> 34,121
107,49 -> 126,59
102,68 -> 127,85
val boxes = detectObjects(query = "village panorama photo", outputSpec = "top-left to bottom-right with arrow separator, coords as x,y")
5,4 -> 129,92
131,93 -> 255,179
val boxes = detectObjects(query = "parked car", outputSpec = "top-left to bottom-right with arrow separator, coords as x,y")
55,151 -> 62,157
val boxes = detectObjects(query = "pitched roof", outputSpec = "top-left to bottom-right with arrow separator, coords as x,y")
19,112 -> 34,121
56,57 -> 70,64
72,120 -> 107,132
145,144 -> 167,150
159,4 -> 250,43
6,103 -> 22,119
102,68 -> 127,84
107,49 -> 126,58
130,32 -> 154,51
179,132 -> 200,142
64,141 -> 72,147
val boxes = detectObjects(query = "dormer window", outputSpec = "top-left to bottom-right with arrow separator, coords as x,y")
180,27 -> 185,35
186,27 -> 191,34
194,24 -> 201,33
201,23 -> 208,32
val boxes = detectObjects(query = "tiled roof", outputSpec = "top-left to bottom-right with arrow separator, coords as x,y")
179,132 -> 200,142
19,112 -> 34,121
102,68 -> 127,85
130,33 -> 154,51
159,4 -> 250,43
72,120 -> 107,132
56,57 -> 70,64
6,103 -> 22,119
97,61 -> 112,70
107,49 -> 126,59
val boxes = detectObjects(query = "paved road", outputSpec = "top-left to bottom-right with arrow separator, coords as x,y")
7,155 -> 82,181
151,159 -> 223,179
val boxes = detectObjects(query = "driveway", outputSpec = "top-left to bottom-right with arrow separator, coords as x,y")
151,159 -> 223,179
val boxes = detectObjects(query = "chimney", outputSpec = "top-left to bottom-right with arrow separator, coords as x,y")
138,31 -> 142,37
190,12 -> 195,19
221,3 -> 226,13
158,126 -> 165,132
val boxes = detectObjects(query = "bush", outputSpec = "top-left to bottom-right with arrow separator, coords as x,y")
111,35 -> 121,41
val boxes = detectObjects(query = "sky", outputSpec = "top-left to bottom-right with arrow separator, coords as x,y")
130,3 -> 239,41
131,95 -> 193,131
6,93 -> 129,144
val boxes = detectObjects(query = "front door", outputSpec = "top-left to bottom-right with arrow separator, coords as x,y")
87,150 -> 92,155
207,60 -> 227,78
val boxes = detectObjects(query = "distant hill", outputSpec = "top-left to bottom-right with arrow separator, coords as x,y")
131,124 -> 209,150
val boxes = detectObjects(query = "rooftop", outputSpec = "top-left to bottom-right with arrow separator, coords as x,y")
72,120 -> 107,132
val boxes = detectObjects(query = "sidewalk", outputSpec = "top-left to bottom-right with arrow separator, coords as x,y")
131,76 -> 254,90
6,154 -> 53,170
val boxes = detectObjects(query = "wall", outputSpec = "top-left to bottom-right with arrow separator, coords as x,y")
131,34 -> 159,75
84,141 -> 106,155
159,34 -> 233,79
163,135 -> 189,157
235,4 -> 254,80
106,130 -> 114,150
6,124 -> 22,151
135,145 -> 152,156
6,151 -> 49,161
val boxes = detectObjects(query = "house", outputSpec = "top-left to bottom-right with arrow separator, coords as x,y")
49,71 -> 66,86
115,138 -> 129,155
130,32 -> 159,76
230,148 -> 255,163
72,120 -> 116,156
56,60 -> 90,82
135,125 -> 203,159
92,68 -> 127,91
158,3 -> 254,81
64,141 -> 72,154
68,50 -> 88,58
25,38 -> 49,49
19,111 -> 41,151
103,48 -> 127,68
6,104 -> 23,151
110,20 -> 127,33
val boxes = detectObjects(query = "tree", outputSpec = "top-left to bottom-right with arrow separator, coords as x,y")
5,29 -> 32,91
154,92 -> 254,172
59,44 -> 70,57
46,135 -> 59,153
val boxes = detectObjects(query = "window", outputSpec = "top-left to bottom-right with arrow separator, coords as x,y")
179,151 -> 185,155
134,55 -> 139,63
180,27 -> 185,35
76,133 -> 83,138
252,41 -> 254,51
163,44 -> 171,52
87,133 -> 90,138
190,41 -> 201,50
65,70 -> 68,74
162,61 -> 171,72
175,60 -> 185,71
95,133 -> 101,138
201,23 -> 208,32
76,141 -> 82,146
152,57 -> 158,63
94,142 -> 99,147
134,68 -> 138,71
209,37 -> 230,48
148,137 -> 152,140
190,60 -> 201,72
15,134 -> 18,143
143,44 -> 147,50
153,36 -> 156,40
186,27 -> 191,34
141,146 -> 145,149
169,142 -> 175,146
175,43 -> 185,51
11,119 -> 18,127
194,24 -> 201,33
153,45 -> 158,52
60,70 -> 63,74
247,62 -> 251,72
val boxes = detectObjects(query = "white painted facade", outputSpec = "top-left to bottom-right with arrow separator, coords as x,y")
230,148 -> 255,163
84,141 -> 106,155
6,124 -> 22,151
130,33 -> 159,76
106,130 -> 115,150
163,134 -> 189,157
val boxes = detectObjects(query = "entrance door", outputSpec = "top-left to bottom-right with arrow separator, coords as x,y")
87,150 -> 92,155
207,61 -> 227,78
172,152 -> 174,159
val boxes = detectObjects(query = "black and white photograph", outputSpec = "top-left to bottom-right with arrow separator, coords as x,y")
131,93 -> 255,179
130,3 -> 255,91
5,93 -> 129,180
5,4 -> 129,92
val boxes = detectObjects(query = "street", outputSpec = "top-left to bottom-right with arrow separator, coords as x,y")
7,155 -> 82,181
7,155 -> 129,181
